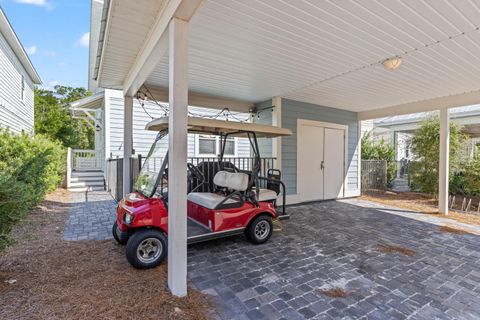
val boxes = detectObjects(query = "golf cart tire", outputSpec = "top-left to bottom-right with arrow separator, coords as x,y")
126,229 -> 167,269
245,214 -> 273,244
112,221 -> 128,245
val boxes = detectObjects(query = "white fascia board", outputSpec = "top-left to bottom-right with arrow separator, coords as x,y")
358,89 -> 480,120
123,0 -> 204,97
69,91 -> 105,109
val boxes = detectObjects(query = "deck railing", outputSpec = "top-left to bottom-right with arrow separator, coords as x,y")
72,149 -> 102,171
106,156 -> 276,201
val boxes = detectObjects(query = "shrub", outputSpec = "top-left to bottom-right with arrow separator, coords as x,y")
361,131 -> 397,187
463,155 -> 480,196
409,116 -> 466,194
0,129 -> 65,248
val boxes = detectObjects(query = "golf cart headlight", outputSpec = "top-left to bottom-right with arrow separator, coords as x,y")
124,212 -> 134,225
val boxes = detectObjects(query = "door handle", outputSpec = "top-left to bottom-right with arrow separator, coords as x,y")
321,161 -> 324,170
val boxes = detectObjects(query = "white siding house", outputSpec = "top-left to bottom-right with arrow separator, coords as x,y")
68,88 -> 254,191
0,8 -> 41,133
103,89 -> 251,159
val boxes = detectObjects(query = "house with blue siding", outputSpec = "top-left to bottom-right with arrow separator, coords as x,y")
0,7 -> 42,133
255,98 -> 360,203
83,0 -> 480,296
72,0 -> 363,200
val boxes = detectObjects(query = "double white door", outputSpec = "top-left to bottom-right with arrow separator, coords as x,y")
298,121 -> 346,202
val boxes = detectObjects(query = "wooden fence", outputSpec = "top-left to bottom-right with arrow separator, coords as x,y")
361,160 -> 387,192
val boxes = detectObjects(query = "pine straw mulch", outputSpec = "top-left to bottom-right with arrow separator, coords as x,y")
317,287 -> 350,298
0,189 -> 210,320
439,225 -> 469,235
374,244 -> 415,256
360,191 -> 480,230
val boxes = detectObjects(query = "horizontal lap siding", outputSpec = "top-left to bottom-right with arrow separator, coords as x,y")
0,31 -> 34,133
281,98 -> 359,195
255,99 -> 273,157
108,96 -> 250,158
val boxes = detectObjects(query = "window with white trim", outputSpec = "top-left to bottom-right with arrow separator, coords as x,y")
196,135 -> 236,157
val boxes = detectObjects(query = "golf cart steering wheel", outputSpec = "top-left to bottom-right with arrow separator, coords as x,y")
187,163 -> 205,183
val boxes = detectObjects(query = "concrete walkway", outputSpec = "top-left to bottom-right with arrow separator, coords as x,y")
346,198 -> 480,235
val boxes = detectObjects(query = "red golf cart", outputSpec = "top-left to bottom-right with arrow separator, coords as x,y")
113,116 -> 292,269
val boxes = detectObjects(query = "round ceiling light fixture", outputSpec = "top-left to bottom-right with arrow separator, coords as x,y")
382,57 -> 402,70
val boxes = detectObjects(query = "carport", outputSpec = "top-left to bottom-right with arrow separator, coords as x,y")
90,0 -> 480,296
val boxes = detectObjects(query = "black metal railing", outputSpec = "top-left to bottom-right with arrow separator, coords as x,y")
106,156 -> 276,201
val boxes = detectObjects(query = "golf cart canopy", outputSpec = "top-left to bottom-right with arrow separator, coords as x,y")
145,116 -> 292,138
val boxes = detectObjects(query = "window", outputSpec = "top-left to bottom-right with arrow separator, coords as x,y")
198,135 -> 217,155
197,135 -> 236,157
21,75 -> 25,102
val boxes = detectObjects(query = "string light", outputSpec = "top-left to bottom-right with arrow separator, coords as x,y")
137,85 -> 251,123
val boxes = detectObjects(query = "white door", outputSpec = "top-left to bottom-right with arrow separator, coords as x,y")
298,124 -> 324,202
323,128 -> 345,199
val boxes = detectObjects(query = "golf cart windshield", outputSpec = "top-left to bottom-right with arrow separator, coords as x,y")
134,131 -> 168,197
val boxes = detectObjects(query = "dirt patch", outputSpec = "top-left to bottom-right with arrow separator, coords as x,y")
360,191 -> 480,227
0,189 -> 210,320
375,244 -> 415,256
439,225 -> 470,235
318,287 -> 349,298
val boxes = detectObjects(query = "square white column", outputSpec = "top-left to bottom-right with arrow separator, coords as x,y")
438,108 -> 450,214
123,95 -> 133,196
167,17 -> 189,297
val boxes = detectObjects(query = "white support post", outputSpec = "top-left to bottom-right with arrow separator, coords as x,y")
66,147 -> 72,189
439,108 -> 450,214
123,95 -> 134,196
272,96 -> 282,171
167,17 -> 189,297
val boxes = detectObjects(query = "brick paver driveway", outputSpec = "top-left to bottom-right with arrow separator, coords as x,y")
64,191 -> 480,319
188,200 -> 480,320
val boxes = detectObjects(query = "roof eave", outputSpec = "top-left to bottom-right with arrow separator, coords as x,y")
69,91 -> 105,110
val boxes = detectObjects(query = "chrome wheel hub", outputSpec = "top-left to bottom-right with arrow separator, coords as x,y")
254,220 -> 270,240
137,237 -> 162,263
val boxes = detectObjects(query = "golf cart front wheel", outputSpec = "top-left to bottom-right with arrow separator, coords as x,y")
126,229 -> 167,269
246,215 -> 273,244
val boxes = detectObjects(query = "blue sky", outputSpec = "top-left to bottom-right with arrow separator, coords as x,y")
1,0 -> 90,89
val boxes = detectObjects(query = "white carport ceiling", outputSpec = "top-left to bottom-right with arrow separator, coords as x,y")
97,0 -> 168,88
98,0 -> 480,113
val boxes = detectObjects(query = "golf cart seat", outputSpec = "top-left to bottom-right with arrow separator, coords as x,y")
256,188 -> 278,202
187,171 -> 249,210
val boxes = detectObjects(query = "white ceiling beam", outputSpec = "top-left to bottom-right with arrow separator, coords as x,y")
358,90 -> 480,120
123,0 -> 204,97
145,85 -> 254,113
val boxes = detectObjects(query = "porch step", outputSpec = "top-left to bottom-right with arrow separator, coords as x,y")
68,186 -> 105,192
69,180 -> 104,188
71,170 -> 103,177
70,175 -> 104,182
68,170 -> 105,192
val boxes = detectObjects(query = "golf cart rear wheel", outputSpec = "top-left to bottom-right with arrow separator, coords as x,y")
126,229 -> 167,269
246,215 -> 273,244
112,221 -> 128,245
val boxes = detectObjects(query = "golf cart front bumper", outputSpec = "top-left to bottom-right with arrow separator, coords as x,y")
115,224 -> 130,243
